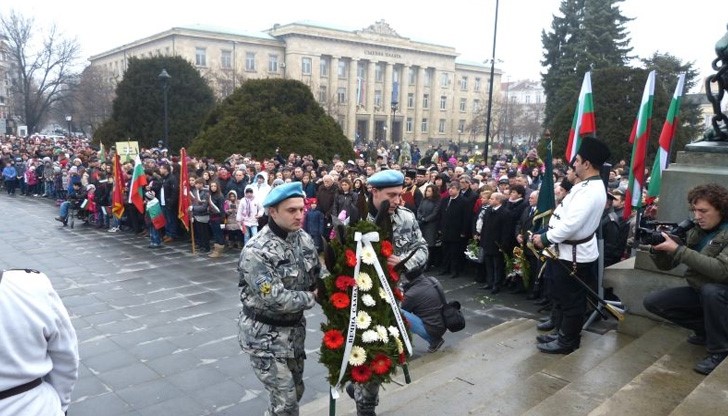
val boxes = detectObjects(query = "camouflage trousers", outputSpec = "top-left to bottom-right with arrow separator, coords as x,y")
352,382 -> 380,416
250,355 -> 305,416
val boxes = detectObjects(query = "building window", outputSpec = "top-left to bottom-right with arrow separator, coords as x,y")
302,57 -> 312,75
440,72 -> 450,88
438,119 -> 446,133
424,69 -> 432,86
460,76 -> 468,91
374,90 -> 382,108
440,96 -> 447,110
319,86 -> 327,102
337,87 -> 346,104
474,77 -> 481,92
536,95 -> 542,104
421,118 -> 428,133
459,98 -> 467,112
407,93 -> 414,109
458,119 -> 466,132
473,99 -> 481,113
408,67 -> 416,85
195,48 -> 207,67
525,95 -> 531,104
423,94 -> 429,109
320,57 -> 329,77
268,54 -> 279,72
406,117 -> 413,133
245,52 -> 256,71
221,50 -> 232,69
338,60 -> 348,79
357,62 -> 366,80
375,63 -> 384,82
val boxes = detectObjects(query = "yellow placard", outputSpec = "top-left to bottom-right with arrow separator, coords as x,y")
115,141 -> 140,162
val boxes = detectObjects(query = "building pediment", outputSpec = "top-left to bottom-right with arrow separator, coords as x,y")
358,20 -> 401,38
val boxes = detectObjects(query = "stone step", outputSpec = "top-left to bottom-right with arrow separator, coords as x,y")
522,323 -> 690,416
587,339 -> 706,416
469,329 -> 635,415
669,354 -> 728,416
300,318 -> 536,416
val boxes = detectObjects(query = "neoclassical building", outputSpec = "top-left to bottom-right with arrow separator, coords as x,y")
89,20 -> 500,146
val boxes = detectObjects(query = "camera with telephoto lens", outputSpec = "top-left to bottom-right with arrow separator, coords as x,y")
638,219 -> 695,246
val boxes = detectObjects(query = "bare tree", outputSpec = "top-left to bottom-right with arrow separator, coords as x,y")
72,65 -> 115,134
1,10 -> 80,134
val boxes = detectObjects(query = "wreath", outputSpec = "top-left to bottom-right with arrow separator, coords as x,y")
318,219 -> 412,390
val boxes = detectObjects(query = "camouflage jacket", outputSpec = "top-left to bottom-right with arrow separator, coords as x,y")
367,206 -> 428,273
237,224 -> 324,358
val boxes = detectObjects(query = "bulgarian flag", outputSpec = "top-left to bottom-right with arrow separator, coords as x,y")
646,73 -> 686,204
624,70 -> 656,220
146,198 -> 166,230
565,72 -> 596,163
536,132 -> 555,219
128,154 -> 148,214
178,148 -> 191,231
111,154 -> 125,219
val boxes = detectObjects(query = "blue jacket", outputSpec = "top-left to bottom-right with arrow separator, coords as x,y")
2,166 -> 17,180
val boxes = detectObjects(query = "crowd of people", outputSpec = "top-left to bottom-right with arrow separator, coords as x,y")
8,131 -> 727,416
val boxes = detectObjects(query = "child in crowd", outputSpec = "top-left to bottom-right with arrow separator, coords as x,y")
144,191 -> 165,248
303,198 -> 325,253
224,190 -> 243,249
236,186 -> 262,246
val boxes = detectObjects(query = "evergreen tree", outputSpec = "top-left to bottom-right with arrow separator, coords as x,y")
189,79 -> 355,162
94,56 -> 215,152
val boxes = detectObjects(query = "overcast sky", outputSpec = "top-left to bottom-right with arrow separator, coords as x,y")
2,0 -> 726,92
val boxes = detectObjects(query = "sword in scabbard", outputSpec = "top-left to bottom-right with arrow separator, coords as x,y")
527,232 -> 625,321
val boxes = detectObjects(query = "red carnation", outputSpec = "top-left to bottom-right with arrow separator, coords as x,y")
370,353 -> 392,375
380,240 -> 394,257
345,249 -> 357,267
393,287 -> 404,302
351,364 -> 372,383
335,275 -> 356,291
330,292 -> 350,309
387,265 -> 400,282
323,329 -> 344,350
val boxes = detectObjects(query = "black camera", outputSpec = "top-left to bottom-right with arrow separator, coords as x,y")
638,219 -> 695,246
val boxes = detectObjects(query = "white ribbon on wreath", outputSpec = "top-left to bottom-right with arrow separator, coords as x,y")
330,230 -> 413,399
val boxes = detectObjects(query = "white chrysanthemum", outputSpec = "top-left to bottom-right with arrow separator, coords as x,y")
378,287 -> 391,304
356,272 -> 373,291
388,326 -> 400,339
361,330 -> 379,343
356,311 -> 372,329
361,247 -> 377,265
349,346 -> 367,366
394,336 -> 404,354
376,325 -> 389,343
361,294 -> 376,307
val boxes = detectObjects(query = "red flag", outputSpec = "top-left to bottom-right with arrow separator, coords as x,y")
128,154 -> 148,214
112,154 -> 125,219
624,71 -> 655,220
178,148 -> 191,231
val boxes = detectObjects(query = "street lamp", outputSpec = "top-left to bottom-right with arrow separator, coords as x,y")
65,115 -> 72,137
158,68 -> 171,150
484,0 -> 500,165
390,101 -> 399,144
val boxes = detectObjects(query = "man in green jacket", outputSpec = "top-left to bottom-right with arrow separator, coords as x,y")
644,183 -> 728,375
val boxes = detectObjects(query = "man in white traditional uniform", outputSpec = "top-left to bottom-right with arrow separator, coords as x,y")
532,136 -> 609,354
0,269 -> 79,415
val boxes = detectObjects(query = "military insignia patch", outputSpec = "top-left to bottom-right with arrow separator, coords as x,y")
256,276 -> 273,296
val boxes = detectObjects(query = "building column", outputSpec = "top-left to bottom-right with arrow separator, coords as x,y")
414,66 -> 425,141
330,56 -> 339,107
384,63 -> 394,143
347,58 -> 359,142
367,61 -> 376,144
400,65 -> 410,143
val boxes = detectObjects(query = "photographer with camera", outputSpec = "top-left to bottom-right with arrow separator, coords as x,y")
643,183 -> 728,375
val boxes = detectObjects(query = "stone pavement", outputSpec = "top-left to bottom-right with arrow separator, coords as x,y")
0,194 -> 554,415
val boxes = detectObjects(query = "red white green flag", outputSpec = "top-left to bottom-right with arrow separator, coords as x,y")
624,70 -> 656,220
112,153 -> 125,219
565,72 -> 596,163
128,154 -> 148,214
646,73 -> 685,204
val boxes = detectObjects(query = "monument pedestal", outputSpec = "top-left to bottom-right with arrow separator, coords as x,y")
605,149 -> 728,336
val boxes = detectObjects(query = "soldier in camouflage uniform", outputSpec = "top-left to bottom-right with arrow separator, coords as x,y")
237,182 -> 325,416
348,169 -> 428,416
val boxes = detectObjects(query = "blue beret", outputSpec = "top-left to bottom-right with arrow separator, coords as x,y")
368,170 -> 405,189
262,182 -> 305,208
